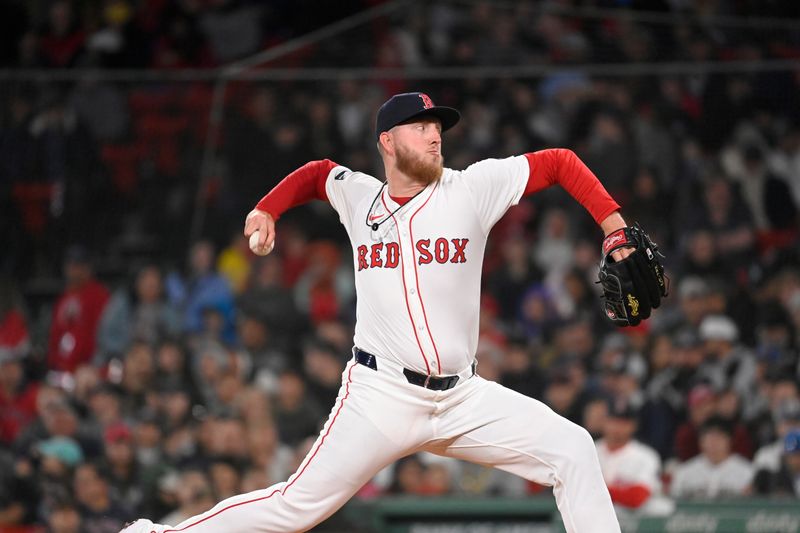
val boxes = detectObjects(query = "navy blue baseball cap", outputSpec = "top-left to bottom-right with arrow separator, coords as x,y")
375,92 -> 460,140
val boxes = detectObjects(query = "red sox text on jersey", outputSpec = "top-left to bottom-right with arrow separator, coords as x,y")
357,238 -> 469,270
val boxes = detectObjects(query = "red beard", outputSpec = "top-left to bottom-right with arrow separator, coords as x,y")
395,144 -> 443,185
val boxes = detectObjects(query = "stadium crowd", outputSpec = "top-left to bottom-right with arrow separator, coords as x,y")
1,0 -> 800,532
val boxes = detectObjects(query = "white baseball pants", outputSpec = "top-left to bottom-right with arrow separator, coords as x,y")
158,357 -> 620,533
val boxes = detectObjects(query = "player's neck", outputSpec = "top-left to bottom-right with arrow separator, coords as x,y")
385,171 -> 427,198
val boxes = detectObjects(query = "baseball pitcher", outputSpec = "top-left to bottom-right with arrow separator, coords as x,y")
123,92 -> 666,533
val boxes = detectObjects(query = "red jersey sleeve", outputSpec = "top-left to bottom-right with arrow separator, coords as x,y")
255,159 -> 337,220
524,149 -> 620,225
607,484 -> 652,508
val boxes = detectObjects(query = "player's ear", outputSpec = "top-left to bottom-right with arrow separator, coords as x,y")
378,132 -> 393,156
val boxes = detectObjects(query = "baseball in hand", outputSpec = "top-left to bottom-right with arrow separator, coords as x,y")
249,230 -> 274,256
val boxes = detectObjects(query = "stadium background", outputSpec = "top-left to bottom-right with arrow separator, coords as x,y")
1,0 -> 799,531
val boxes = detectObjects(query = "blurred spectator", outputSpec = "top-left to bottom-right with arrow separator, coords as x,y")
673,383 -> 753,462
238,255 -> 305,346
199,0 -> 263,63
487,234 -> 543,322
594,334 -> 646,400
149,2 -> 211,68
0,452 -> 38,526
208,458 -> 242,500
29,94 -> 102,251
0,277 -> 30,361
293,242 -> 353,325
499,340 -> 544,400
216,234 -> 252,295
305,97 -> 343,161
680,230 -> 729,280
197,415 -> 248,462
16,393 -> 98,461
725,144 -> 798,235
237,312 -> 288,395
95,265 -> 181,366
478,294 -> 507,351
516,284 -> 561,345
752,429 -> 800,497
754,301 -> 797,372
35,437 -> 85,520
159,470 -> 214,526
84,0 -> 149,68
642,330 -> 703,457
581,395 -> 609,440
595,399 -> 663,511
117,341 -> 155,417
0,338 -> 38,444
654,276 -> 710,334
158,382 -> 193,435
532,208 -> 574,283
38,1 -> 85,68
166,241 -> 236,345
246,423 -> 293,485
223,88 -> 280,215
687,176 -> 755,273
240,467 -> 268,494
753,398 -> 800,475
553,267 -> 599,325
273,370 -> 322,447
72,463 -> 132,533
696,315 -> 757,408
673,383 -> 715,461
543,359 -> 586,424
419,462 -> 452,496
302,339 -> 346,410
47,246 -> 110,373
85,383 -> 123,431
47,500 -> 82,533
103,422 -> 143,512
670,416 -> 754,499
153,339 -> 197,400
769,122 -> 800,207
387,455 -> 426,495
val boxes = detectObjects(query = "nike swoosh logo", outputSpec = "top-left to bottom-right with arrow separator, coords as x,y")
334,171 -> 346,180
369,214 -> 383,221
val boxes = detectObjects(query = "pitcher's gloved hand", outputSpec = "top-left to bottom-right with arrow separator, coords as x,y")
598,223 -> 668,326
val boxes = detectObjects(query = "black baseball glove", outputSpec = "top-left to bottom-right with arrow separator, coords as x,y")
597,223 -> 668,327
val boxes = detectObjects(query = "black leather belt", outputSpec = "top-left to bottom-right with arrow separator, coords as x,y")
354,348 -> 472,391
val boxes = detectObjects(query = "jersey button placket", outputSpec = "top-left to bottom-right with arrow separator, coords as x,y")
398,211 -> 433,374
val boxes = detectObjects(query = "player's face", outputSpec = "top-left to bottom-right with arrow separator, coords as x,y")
391,117 -> 443,185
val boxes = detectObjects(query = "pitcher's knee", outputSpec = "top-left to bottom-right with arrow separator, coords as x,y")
555,423 -> 598,469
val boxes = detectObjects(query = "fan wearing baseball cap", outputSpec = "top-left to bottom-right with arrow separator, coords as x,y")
595,398 -> 663,511
753,424 -> 800,496
670,416 -> 754,499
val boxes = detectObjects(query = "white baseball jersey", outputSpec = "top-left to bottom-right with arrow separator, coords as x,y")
670,454 -> 754,498
596,439 -> 662,502
325,156 -> 529,376
126,153 -> 622,533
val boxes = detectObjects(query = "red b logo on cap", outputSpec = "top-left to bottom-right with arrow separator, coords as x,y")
419,93 -> 433,109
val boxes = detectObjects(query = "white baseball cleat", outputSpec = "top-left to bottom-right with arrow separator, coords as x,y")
120,519 -> 164,533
